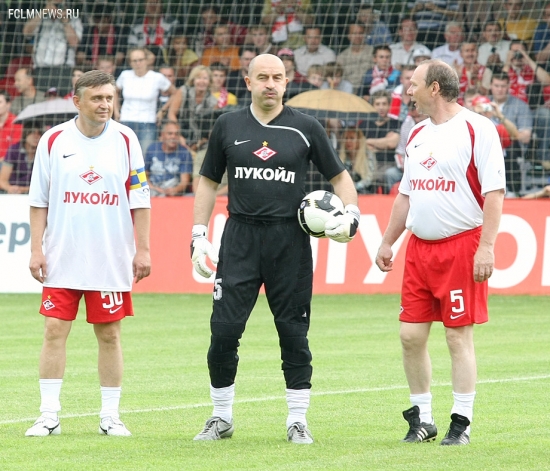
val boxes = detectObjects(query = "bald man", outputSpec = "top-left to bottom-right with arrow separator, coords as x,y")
191,54 -> 359,444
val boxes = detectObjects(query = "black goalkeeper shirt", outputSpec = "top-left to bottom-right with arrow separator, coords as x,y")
200,106 -> 346,220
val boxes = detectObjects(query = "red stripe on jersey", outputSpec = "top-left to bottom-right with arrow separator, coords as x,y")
120,131 -> 131,199
405,125 -> 426,158
47,130 -> 64,155
465,121 -> 484,209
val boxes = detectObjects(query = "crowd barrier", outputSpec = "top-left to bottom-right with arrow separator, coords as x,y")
1,194 -> 549,295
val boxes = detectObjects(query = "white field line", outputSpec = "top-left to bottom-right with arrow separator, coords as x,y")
2,374 -> 549,426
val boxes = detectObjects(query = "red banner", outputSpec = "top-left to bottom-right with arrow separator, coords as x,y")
133,196 -> 550,295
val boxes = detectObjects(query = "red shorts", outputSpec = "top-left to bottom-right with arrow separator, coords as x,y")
40,288 -> 134,324
400,227 -> 488,327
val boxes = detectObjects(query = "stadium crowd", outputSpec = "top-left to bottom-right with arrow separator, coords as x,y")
1,0 -> 550,197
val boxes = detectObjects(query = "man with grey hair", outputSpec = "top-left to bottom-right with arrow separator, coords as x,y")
431,22 -> 464,66
26,70 -> 151,437
376,60 -> 505,446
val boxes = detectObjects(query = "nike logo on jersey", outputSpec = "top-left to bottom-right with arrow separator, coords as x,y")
63,153 -> 76,158
109,306 -> 123,314
450,313 -> 465,320
414,143 -> 424,148
234,139 -> 251,146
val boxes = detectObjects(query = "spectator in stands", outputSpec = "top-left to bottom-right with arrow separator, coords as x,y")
533,3 -> 550,68
496,0 -> 538,44
190,5 -> 247,59
360,90 -> 400,193
387,101 -> 428,192
388,65 -> 416,121
23,1 -> 83,68
0,122 -> 43,194
306,64 -> 324,88
145,121 -> 193,197
490,72 -> 533,193
97,55 -> 119,78
279,48 -> 307,84
408,0 -> 460,48
193,136 -> 228,195
162,29 -> 199,83
246,25 -> 278,55
261,0 -> 313,49
225,46 -> 258,105
116,48 -> 176,152
294,26 -> 337,76
522,185 -> 550,198
431,21 -> 464,66
471,94 -> 519,149
457,0 -> 496,41
279,48 -> 313,100
338,125 -> 376,194
358,45 -> 401,101
0,91 -> 23,161
127,0 -> 178,60
321,62 -> 353,93
156,65 -> 177,121
463,87 -> 480,110
167,65 -> 219,151
11,69 -> 47,116
210,62 -> 238,109
477,20 -> 511,68
63,66 -> 86,100
77,3 -> 127,68
455,42 -> 491,102
390,18 -> 431,69
533,85 -> 550,163
336,23 -> 374,94
412,49 -> 432,66
501,40 -> 550,104
200,24 -> 241,72
355,3 -> 392,47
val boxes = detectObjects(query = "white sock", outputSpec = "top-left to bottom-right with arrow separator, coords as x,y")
451,391 -> 475,435
100,386 -> 122,420
410,392 -> 433,424
39,379 -> 62,419
286,388 -> 310,428
211,384 -> 234,423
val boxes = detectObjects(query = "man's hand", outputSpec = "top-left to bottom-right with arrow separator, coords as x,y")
29,251 -> 47,283
375,243 -> 394,272
324,204 -> 360,243
191,224 -> 218,278
133,248 -> 151,283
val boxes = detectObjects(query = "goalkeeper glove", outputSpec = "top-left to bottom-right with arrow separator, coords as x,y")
324,204 -> 360,243
190,224 -> 218,278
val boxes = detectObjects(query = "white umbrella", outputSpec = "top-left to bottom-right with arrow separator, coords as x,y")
14,98 -> 78,124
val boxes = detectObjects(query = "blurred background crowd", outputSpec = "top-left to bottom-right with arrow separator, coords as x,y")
1,0 -> 550,197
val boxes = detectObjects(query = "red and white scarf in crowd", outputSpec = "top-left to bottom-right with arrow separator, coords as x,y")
144,17 -> 165,46
217,88 -> 228,108
91,25 -> 115,64
507,65 -> 535,103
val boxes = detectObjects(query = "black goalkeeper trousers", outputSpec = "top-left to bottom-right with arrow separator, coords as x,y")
206,215 -> 314,390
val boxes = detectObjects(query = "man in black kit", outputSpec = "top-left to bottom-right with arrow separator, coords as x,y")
191,53 -> 360,444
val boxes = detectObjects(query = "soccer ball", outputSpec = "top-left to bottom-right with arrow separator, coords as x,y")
298,190 -> 344,238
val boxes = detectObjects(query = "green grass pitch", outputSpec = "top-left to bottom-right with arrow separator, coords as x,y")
0,293 -> 549,470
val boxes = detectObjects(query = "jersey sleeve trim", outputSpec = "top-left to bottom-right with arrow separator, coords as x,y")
47,130 -> 64,155
120,131 -> 131,198
465,120 -> 484,210
405,125 -> 426,158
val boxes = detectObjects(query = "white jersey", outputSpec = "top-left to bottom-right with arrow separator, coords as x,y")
399,108 -> 505,240
29,118 -> 150,291
116,70 -> 171,123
